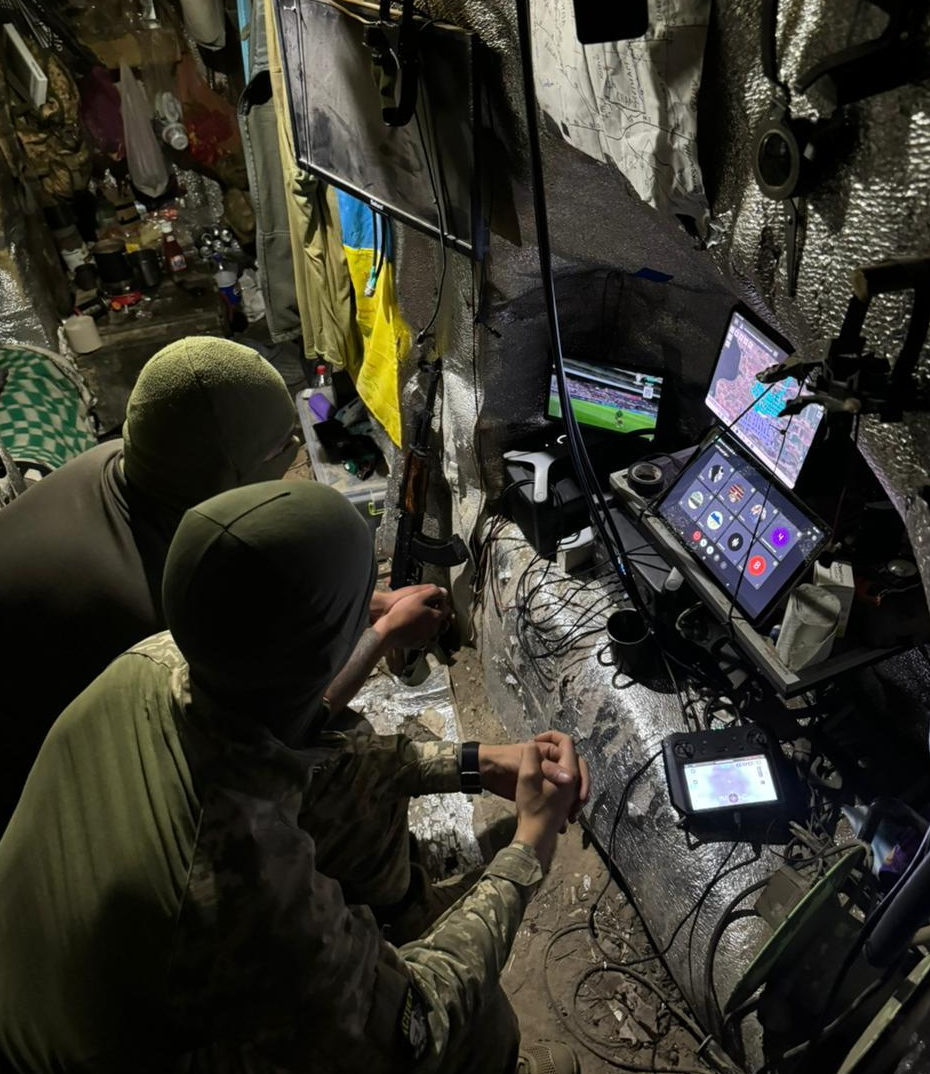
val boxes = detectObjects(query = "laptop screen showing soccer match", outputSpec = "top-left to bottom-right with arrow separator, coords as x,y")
548,360 -> 664,436
705,311 -> 824,489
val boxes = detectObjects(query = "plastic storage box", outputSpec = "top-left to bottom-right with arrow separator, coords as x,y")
296,389 -> 388,538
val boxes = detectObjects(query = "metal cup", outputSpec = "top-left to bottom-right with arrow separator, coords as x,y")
606,609 -> 651,678
93,240 -> 131,290
130,248 -> 161,289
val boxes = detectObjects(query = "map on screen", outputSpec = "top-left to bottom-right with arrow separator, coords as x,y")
705,311 -> 824,489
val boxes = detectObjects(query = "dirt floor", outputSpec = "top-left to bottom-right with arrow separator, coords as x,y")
449,654 -> 713,1074
296,431 -> 713,1074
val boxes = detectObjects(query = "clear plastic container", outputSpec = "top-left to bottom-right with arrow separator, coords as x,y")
296,388 -> 386,538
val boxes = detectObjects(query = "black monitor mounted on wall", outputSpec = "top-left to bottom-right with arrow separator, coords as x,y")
275,0 -> 485,258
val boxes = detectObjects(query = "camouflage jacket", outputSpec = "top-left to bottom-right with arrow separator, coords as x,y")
0,633 -> 542,1073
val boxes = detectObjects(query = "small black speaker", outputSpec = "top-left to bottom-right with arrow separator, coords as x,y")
572,0 -> 649,44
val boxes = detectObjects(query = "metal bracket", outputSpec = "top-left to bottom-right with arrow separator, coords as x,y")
759,258 -> 930,422
363,0 -> 421,127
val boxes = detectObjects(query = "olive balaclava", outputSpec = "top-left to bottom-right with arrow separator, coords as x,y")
162,481 -> 376,744
122,337 -> 298,515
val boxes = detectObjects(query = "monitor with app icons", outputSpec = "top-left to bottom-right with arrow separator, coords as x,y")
655,437 -> 828,623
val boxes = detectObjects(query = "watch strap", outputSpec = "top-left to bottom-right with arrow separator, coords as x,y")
460,741 -> 482,795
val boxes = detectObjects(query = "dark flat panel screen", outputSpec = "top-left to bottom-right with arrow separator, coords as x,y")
275,0 -> 481,256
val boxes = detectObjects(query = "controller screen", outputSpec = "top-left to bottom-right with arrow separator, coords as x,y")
684,754 -> 778,812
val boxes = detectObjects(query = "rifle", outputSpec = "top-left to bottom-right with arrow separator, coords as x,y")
388,359 -> 468,679
391,358 -> 468,590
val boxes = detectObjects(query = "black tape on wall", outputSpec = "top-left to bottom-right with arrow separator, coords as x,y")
571,0 -> 649,43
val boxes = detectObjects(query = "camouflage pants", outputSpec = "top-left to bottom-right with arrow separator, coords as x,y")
189,721 -> 521,1074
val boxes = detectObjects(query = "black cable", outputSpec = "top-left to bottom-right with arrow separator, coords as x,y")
546,921 -> 749,1074
412,103 -> 448,344
543,922 -> 717,1074
759,0 -> 792,102
515,0 -> 651,629
703,879 -> 769,1037
659,649 -> 694,728
587,749 -> 664,962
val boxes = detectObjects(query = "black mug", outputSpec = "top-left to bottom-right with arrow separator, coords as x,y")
130,248 -> 161,289
606,609 -> 651,678
93,240 -> 131,286
73,262 -> 97,291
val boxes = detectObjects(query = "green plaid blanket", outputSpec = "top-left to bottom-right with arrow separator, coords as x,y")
0,345 -> 96,472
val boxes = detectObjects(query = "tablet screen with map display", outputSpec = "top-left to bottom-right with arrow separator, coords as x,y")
547,360 -> 664,436
705,310 -> 824,489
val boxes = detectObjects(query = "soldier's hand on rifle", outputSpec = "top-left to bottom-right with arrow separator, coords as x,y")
372,584 -> 452,650
369,584 -> 443,624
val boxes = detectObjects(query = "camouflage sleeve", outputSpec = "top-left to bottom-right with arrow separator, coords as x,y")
257,841 -> 543,1074
399,842 -> 544,1067
171,783 -> 541,1074
318,729 -> 461,797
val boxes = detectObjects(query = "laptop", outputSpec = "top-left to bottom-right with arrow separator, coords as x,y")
654,308 -> 829,625
547,358 -> 665,440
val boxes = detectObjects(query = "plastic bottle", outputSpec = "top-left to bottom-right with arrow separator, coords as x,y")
161,122 -> 189,150
307,362 -> 336,423
160,221 -> 186,274
44,203 -> 90,273
213,266 -> 241,306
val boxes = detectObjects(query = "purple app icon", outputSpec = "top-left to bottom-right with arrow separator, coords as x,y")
763,522 -> 797,558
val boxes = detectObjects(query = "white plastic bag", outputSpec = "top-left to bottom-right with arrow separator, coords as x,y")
119,61 -> 169,198
239,268 -> 266,323
179,0 -> 225,50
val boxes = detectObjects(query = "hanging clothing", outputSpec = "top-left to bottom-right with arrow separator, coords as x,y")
237,0 -> 301,342
263,0 -> 409,445
264,0 -> 362,370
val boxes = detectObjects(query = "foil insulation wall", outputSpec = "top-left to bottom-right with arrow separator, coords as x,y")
351,658 -> 484,878
479,530 -> 773,1062
370,0 -> 930,1049
479,526 -> 930,1060
381,0 -> 930,605
0,150 -> 63,350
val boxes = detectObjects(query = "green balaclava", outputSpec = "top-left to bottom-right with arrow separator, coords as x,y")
162,480 -> 376,744
122,337 -> 298,515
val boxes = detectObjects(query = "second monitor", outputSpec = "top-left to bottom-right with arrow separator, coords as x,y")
547,359 -> 664,437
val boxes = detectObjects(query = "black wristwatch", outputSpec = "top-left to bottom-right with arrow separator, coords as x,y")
460,741 -> 483,795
